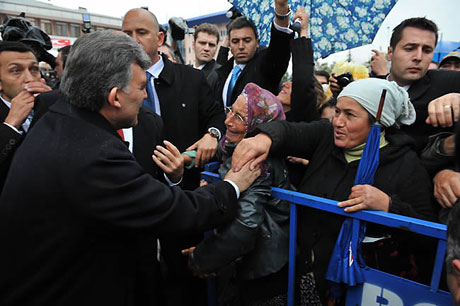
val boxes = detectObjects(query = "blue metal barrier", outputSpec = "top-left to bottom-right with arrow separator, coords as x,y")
201,169 -> 452,305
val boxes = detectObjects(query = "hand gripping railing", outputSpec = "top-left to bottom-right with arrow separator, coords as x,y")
201,165 -> 451,305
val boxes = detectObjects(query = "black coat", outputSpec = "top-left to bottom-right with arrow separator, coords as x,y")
156,54 -> 225,153
194,149 -> 290,280
0,100 -> 238,306
286,37 -> 318,123
256,119 -> 437,297
200,59 -> 221,90
155,54 -> 225,190
32,90 -> 168,306
0,92 -> 54,190
33,90 -> 164,180
402,69 -> 460,152
215,24 -> 294,106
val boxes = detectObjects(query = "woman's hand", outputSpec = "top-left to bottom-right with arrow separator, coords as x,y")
152,140 -> 184,183
338,184 -> 390,213
232,133 -> 272,172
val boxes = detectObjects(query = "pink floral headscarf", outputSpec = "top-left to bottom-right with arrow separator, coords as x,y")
242,82 -> 286,133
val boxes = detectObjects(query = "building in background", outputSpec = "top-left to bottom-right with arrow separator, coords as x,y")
1,0 -> 121,55
1,0 -> 231,64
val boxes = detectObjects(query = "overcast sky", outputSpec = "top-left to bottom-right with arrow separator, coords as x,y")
40,0 -> 460,64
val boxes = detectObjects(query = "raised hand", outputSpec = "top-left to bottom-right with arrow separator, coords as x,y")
224,161 -> 261,193
152,140 -> 184,183
231,133 -> 272,172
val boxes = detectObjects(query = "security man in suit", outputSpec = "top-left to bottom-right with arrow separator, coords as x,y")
214,0 -> 294,107
0,41 -> 51,190
122,8 -> 226,305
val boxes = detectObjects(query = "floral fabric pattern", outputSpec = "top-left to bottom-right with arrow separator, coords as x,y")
242,82 -> 285,133
228,0 -> 398,59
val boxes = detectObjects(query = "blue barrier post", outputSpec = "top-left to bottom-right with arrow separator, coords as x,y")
287,203 -> 297,306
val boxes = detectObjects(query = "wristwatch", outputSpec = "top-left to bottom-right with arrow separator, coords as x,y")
208,127 -> 220,140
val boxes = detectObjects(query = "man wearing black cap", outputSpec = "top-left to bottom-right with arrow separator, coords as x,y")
439,51 -> 460,71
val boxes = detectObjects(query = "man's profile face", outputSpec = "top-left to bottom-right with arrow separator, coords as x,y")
193,32 -> 218,66
229,27 -> 258,64
388,26 -> 436,86
116,63 -> 147,128
122,9 -> 163,63
0,51 -> 40,102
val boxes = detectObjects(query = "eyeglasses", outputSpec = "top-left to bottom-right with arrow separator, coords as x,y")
224,106 -> 246,124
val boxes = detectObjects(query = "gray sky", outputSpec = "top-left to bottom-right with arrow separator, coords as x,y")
41,0 -> 460,64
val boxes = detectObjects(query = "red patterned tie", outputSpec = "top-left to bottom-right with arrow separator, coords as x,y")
117,129 -> 124,140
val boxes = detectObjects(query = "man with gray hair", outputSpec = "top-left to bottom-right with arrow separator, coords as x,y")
0,30 -> 259,306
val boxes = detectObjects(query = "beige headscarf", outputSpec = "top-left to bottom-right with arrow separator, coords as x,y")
338,78 -> 416,128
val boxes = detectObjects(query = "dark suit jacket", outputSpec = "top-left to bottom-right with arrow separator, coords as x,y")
401,69 -> 460,152
131,107 -> 164,178
0,92 -> 54,190
154,54 -> 225,189
200,59 -> 220,89
33,90 -> 164,178
33,90 -> 168,306
155,54 -> 225,151
0,100 -> 238,306
215,24 -> 294,106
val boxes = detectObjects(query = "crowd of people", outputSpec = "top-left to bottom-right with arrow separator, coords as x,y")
0,0 -> 460,305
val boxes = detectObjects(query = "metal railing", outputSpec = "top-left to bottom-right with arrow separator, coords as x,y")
201,164 -> 451,305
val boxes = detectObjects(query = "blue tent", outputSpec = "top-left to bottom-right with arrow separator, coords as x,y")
433,41 -> 460,63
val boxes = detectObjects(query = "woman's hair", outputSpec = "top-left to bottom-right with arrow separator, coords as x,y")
318,97 -> 336,115
314,77 -> 329,109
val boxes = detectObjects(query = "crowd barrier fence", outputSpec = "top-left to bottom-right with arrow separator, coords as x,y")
201,163 -> 451,305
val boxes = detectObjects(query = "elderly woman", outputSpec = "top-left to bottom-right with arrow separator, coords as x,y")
231,78 -> 437,304
182,82 -> 291,306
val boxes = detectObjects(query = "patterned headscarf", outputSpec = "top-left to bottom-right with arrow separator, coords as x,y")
219,83 -> 285,166
243,82 -> 286,133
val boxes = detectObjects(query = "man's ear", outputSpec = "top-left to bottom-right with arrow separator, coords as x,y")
387,46 -> 393,61
158,31 -> 165,48
107,87 -> 122,109
0,79 -> 3,93
453,259 -> 460,275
